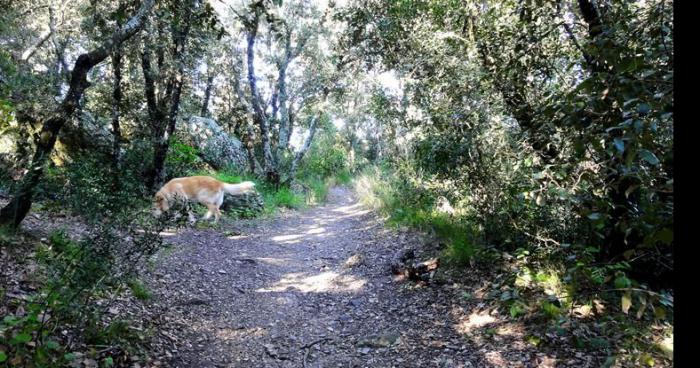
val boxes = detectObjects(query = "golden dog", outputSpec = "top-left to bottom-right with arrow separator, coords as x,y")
153,176 -> 255,223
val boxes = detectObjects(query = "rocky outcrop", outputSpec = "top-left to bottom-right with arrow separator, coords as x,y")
175,116 -> 248,172
221,192 -> 265,218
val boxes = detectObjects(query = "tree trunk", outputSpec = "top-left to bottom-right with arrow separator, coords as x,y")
275,62 -> 290,163
141,41 -> 167,190
245,14 -> 276,184
200,73 -> 215,117
288,112 -> 320,184
0,0 -> 155,228
111,48 -> 123,189
146,0 -> 197,190
275,31 -> 292,166
111,2 -> 126,187
275,26 -> 309,169
285,106 -> 294,150
245,117 -> 258,174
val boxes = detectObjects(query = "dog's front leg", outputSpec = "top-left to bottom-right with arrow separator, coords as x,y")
185,202 -> 196,224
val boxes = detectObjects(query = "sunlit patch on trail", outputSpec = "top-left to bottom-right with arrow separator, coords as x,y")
256,271 -> 366,293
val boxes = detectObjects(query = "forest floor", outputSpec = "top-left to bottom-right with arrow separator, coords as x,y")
0,187 -> 611,367
134,186 -> 603,368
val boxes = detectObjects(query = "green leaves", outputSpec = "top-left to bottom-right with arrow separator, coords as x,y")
45,340 -> 60,350
616,56 -> 646,73
638,150 -> 660,166
637,103 -> 651,115
510,301 -> 527,318
614,275 -> 631,289
10,332 -> 32,345
613,138 -> 625,153
3,315 -> 20,326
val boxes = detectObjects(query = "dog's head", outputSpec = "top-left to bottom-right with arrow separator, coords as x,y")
152,192 -> 169,217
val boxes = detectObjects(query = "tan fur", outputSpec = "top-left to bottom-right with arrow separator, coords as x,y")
153,176 -> 255,223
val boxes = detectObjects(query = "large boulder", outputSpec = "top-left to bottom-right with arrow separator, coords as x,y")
175,116 -> 248,171
0,127 -> 30,179
56,111 -> 113,163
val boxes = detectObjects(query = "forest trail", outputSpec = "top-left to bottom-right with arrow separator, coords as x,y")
143,187 -> 572,368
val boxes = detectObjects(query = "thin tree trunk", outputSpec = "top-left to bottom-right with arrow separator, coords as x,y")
110,2 -> 126,188
285,106 -> 294,150
231,60 -> 263,177
0,0 -> 155,228
269,81 -> 279,153
141,40 -> 167,190
147,0 -> 197,190
275,59 -> 290,163
200,73 -> 215,117
288,112 -> 320,184
245,116 -> 258,174
245,14 -> 276,184
111,49 -> 123,187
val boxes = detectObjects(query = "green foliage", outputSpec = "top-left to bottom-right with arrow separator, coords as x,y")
212,171 -> 242,184
300,134 -> 350,180
335,170 -> 352,185
304,176 -> 330,204
0,224 -> 18,247
353,164 -> 475,264
36,154 -> 149,223
0,160 -> 178,365
339,0 -> 672,362
166,138 -> 206,179
128,279 -> 151,301
264,186 -> 304,210
187,168 -> 243,184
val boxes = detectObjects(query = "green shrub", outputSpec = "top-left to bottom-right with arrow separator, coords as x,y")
353,164 -> 476,263
0,186 -> 179,365
166,138 -> 206,179
266,187 -> 304,210
128,279 -> 151,301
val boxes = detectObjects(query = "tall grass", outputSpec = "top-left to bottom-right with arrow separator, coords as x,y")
352,165 -> 475,264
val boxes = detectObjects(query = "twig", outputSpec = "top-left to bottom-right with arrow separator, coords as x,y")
602,288 -> 666,298
299,337 -> 331,368
303,348 -> 310,368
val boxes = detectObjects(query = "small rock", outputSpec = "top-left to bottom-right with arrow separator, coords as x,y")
400,249 -> 415,263
357,332 -> 401,348
343,254 -> 364,268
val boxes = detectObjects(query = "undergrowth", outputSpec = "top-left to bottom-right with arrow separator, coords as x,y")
351,163 -> 673,366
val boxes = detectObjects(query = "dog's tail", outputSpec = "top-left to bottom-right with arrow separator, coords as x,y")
223,181 -> 256,195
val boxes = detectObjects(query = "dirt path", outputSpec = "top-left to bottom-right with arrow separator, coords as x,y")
143,187 -> 570,368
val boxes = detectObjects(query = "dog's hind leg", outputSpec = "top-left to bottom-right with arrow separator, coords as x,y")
213,207 -> 222,223
203,203 -> 218,222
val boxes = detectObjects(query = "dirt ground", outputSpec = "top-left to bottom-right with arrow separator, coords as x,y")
138,187 -> 597,368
